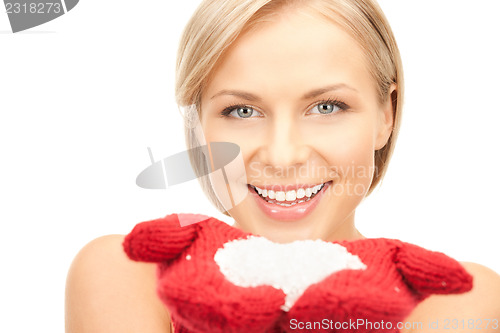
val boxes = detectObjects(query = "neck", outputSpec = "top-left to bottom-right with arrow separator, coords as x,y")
324,210 -> 365,242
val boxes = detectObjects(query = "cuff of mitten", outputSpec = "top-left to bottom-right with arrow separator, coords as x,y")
123,213 -> 203,263
395,241 -> 473,295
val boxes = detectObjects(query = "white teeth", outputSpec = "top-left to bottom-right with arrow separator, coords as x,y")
252,183 -> 327,203
285,190 -> 296,201
268,190 -> 275,199
275,191 -> 286,202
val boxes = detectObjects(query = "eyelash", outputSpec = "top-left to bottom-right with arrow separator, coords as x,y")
219,98 -> 350,119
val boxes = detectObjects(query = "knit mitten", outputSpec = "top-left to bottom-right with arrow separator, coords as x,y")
123,213 -> 473,333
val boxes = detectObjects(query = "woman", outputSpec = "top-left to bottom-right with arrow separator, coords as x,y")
65,0 -> 500,332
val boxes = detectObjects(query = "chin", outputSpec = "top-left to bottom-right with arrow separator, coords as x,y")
231,205 -> 339,244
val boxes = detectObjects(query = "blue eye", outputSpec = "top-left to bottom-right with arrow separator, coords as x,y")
310,102 -> 342,115
221,106 -> 262,119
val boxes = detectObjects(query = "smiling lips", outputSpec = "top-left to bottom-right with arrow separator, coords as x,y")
248,181 -> 332,221
249,183 -> 327,206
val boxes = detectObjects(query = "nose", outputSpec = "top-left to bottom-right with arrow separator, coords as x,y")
259,114 -> 311,169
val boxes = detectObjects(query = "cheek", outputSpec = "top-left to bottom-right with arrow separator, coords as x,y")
309,118 -> 375,158
193,121 -> 248,212
201,119 -> 250,146
316,121 -> 376,192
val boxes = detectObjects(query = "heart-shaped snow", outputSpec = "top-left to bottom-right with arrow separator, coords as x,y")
214,236 -> 367,311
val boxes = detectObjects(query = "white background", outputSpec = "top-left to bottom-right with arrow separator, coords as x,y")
1,0 -> 499,332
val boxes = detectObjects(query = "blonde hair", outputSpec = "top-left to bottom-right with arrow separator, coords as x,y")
176,0 -> 404,216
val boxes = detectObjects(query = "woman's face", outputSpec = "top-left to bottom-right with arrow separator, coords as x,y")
199,8 -> 394,243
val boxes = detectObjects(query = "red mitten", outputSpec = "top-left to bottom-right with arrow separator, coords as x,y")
124,213 -> 286,333
123,214 -> 473,333
395,241 -> 473,294
285,239 -> 473,333
123,213 -> 207,262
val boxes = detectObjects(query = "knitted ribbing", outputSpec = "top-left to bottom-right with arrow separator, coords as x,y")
123,213 -> 473,333
123,213 -> 205,262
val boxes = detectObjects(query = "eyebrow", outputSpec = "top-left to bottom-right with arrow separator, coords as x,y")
210,83 -> 358,101
210,90 -> 261,101
302,83 -> 358,99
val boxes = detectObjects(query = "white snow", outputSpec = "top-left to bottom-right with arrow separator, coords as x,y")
213,236 -> 367,311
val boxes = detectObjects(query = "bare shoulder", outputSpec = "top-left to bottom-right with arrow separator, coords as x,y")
402,262 -> 500,333
65,234 -> 172,333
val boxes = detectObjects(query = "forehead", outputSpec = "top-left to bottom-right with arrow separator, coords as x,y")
204,9 -> 376,101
